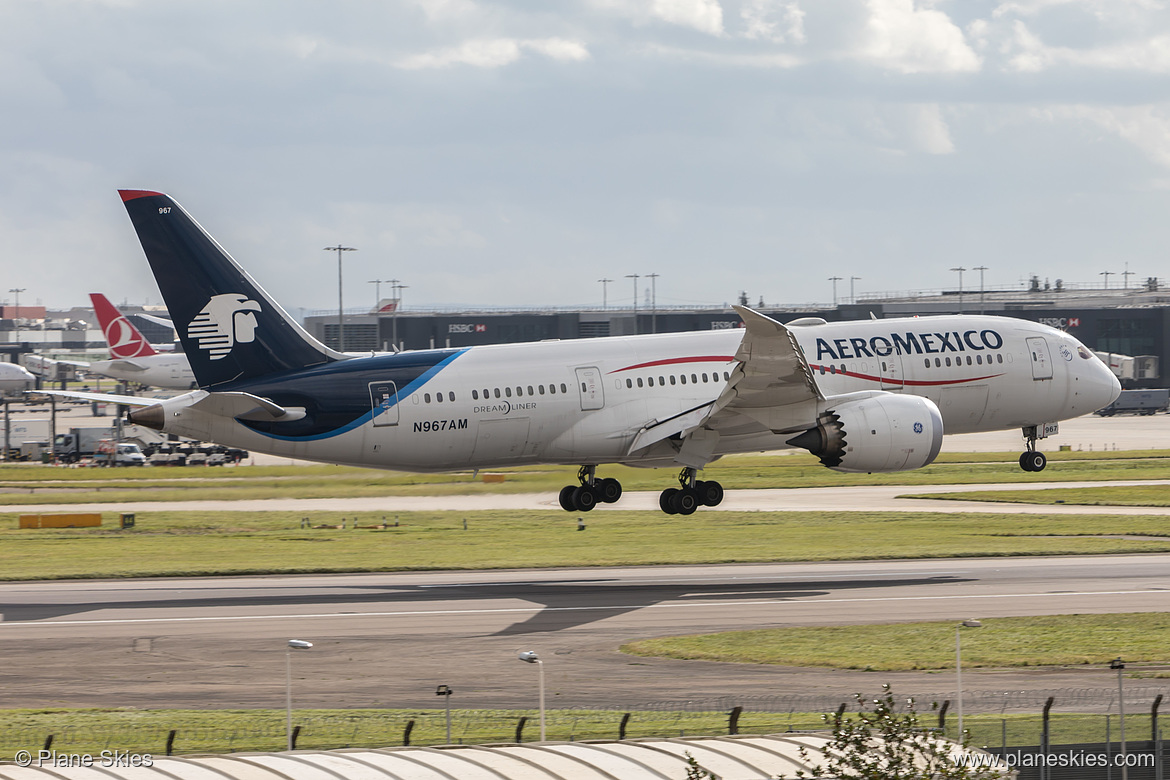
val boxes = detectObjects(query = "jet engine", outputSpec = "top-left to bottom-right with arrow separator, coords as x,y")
786,393 -> 944,473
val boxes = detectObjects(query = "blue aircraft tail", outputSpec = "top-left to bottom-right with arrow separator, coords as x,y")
119,190 -> 341,389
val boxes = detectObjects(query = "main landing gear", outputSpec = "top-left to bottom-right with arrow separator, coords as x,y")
558,465 -> 623,512
659,467 -> 724,515
1019,427 -> 1047,472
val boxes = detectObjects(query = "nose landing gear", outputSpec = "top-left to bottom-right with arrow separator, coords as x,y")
659,467 -> 724,515
1019,427 -> 1048,472
558,465 -> 623,512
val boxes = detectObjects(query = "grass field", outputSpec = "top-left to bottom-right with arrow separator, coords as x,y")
621,614 -> 1170,671
3,508 -> 1170,579
2,450 -> 1170,505
0,707 -> 1148,756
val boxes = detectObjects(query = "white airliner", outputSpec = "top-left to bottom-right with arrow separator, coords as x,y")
58,190 -> 1121,514
86,293 -> 196,390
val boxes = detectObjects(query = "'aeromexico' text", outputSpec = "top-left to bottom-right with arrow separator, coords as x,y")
816,330 -> 1004,361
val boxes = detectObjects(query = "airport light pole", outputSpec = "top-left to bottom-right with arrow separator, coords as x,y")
368,278 -> 386,309
626,274 -> 639,334
598,278 -> 613,310
286,639 -> 313,751
972,266 -> 989,314
8,288 -> 25,341
950,267 -> 967,314
828,277 -> 842,307
390,279 -> 406,351
956,619 -> 981,739
1112,657 -> 1128,780
646,273 -> 659,334
1100,270 -> 1113,289
324,245 -> 356,352
518,651 -> 546,741
849,276 -> 861,305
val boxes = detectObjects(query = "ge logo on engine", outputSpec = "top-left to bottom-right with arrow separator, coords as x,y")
913,422 -> 924,434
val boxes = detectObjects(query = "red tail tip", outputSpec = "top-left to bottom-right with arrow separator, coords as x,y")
119,189 -> 163,202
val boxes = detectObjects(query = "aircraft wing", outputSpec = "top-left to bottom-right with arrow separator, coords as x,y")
134,312 -> 174,329
99,359 -> 150,373
31,389 -> 160,407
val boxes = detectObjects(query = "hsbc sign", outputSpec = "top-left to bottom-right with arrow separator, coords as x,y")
1038,317 -> 1081,329
448,323 -> 488,334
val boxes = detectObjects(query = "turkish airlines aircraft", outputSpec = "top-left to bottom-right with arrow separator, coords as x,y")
87,293 -> 196,389
65,191 -> 1120,514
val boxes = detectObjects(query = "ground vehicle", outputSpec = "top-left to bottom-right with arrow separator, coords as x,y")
1094,389 -> 1169,416
54,426 -> 121,463
93,439 -> 147,466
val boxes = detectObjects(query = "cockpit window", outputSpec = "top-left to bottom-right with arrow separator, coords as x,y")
1078,346 -> 1093,359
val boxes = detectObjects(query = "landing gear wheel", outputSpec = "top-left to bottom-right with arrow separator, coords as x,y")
1020,451 -> 1047,472
558,485 -> 578,511
660,488 -> 679,515
671,489 -> 699,516
572,485 -> 598,512
599,478 -> 623,504
695,480 -> 724,507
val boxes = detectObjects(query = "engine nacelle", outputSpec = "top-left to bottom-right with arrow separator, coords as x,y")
786,393 -> 944,473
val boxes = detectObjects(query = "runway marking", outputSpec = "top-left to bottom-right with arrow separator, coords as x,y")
1,588 -> 1165,628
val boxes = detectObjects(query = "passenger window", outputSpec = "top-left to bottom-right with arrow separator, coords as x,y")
515,386 -> 522,396
840,364 -> 845,374
637,377 -> 644,388
659,376 -> 665,385
436,392 -> 443,403
581,382 -> 587,392
505,387 -> 512,397
691,374 -> 698,383
527,386 -> 534,395
670,375 -> 677,385
966,356 -> 972,366
723,372 -> 730,380
449,392 -> 455,402
549,384 -> 556,394
540,385 -> 546,394
424,393 -> 431,403
830,365 -> 836,374
680,374 -> 687,384
882,362 -> 887,371
924,359 -> 930,368
935,358 -> 941,367
494,388 -> 501,398
648,376 -> 655,387
561,383 -> 567,393
412,394 -> 419,404
945,357 -> 951,367
472,390 -> 479,400
977,355 -> 983,365
626,378 -> 632,388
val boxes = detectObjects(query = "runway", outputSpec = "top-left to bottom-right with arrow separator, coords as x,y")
2,479 -> 1168,516
2,555 -> 1168,711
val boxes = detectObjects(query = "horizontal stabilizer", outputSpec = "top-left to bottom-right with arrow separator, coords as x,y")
190,391 -> 306,422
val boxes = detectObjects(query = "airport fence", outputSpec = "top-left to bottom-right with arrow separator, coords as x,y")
2,687 -> 1168,769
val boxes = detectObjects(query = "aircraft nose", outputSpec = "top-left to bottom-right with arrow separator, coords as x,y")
1092,359 -> 1122,411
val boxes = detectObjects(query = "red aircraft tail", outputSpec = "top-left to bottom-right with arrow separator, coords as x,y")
89,293 -> 159,359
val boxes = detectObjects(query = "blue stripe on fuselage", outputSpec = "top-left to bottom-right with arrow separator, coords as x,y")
231,348 -> 469,441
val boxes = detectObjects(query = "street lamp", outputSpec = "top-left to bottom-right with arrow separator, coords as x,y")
286,639 -> 313,751
598,278 -> 613,310
368,278 -> 386,309
849,276 -> 861,305
8,288 -> 25,341
646,273 -> 659,333
436,685 -> 454,744
828,277 -> 842,307
518,650 -> 545,741
1112,657 -> 1128,780
1100,270 -> 1113,289
324,245 -> 357,351
956,619 -> 981,739
389,279 -> 407,351
625,274 -> 640,334
950,267 -> 967,314
972,266 -> 989,314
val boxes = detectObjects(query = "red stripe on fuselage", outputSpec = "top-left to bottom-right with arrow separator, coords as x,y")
808,364 -> 1005,387
610,355 -> 736,373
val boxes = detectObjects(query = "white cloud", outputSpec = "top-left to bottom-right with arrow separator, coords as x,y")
1005,20 -> 1170,72
860,0 -> 982,73
1046,104 -> 1170,168
398,37 -> 589,69
740,0 -> 806,43
593,0 -> 726,36
907,103 -> 955,154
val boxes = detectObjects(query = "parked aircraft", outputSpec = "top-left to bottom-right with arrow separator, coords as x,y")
53,190 -> 1121,514
0,362 -> 36,397
86,293 -> 195,389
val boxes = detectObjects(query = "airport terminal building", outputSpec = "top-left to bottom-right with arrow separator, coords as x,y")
304,284 -> 1169,388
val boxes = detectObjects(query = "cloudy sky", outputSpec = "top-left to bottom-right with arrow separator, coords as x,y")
2,0 -> 1169,316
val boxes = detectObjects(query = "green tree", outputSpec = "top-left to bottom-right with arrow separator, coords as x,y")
789,686 -> 1003,779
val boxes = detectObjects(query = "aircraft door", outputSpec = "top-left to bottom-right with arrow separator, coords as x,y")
575,366 -> 604,410
1026,337 -> 1053,380
369,381 -> 400,426
878,350 -> 904,391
